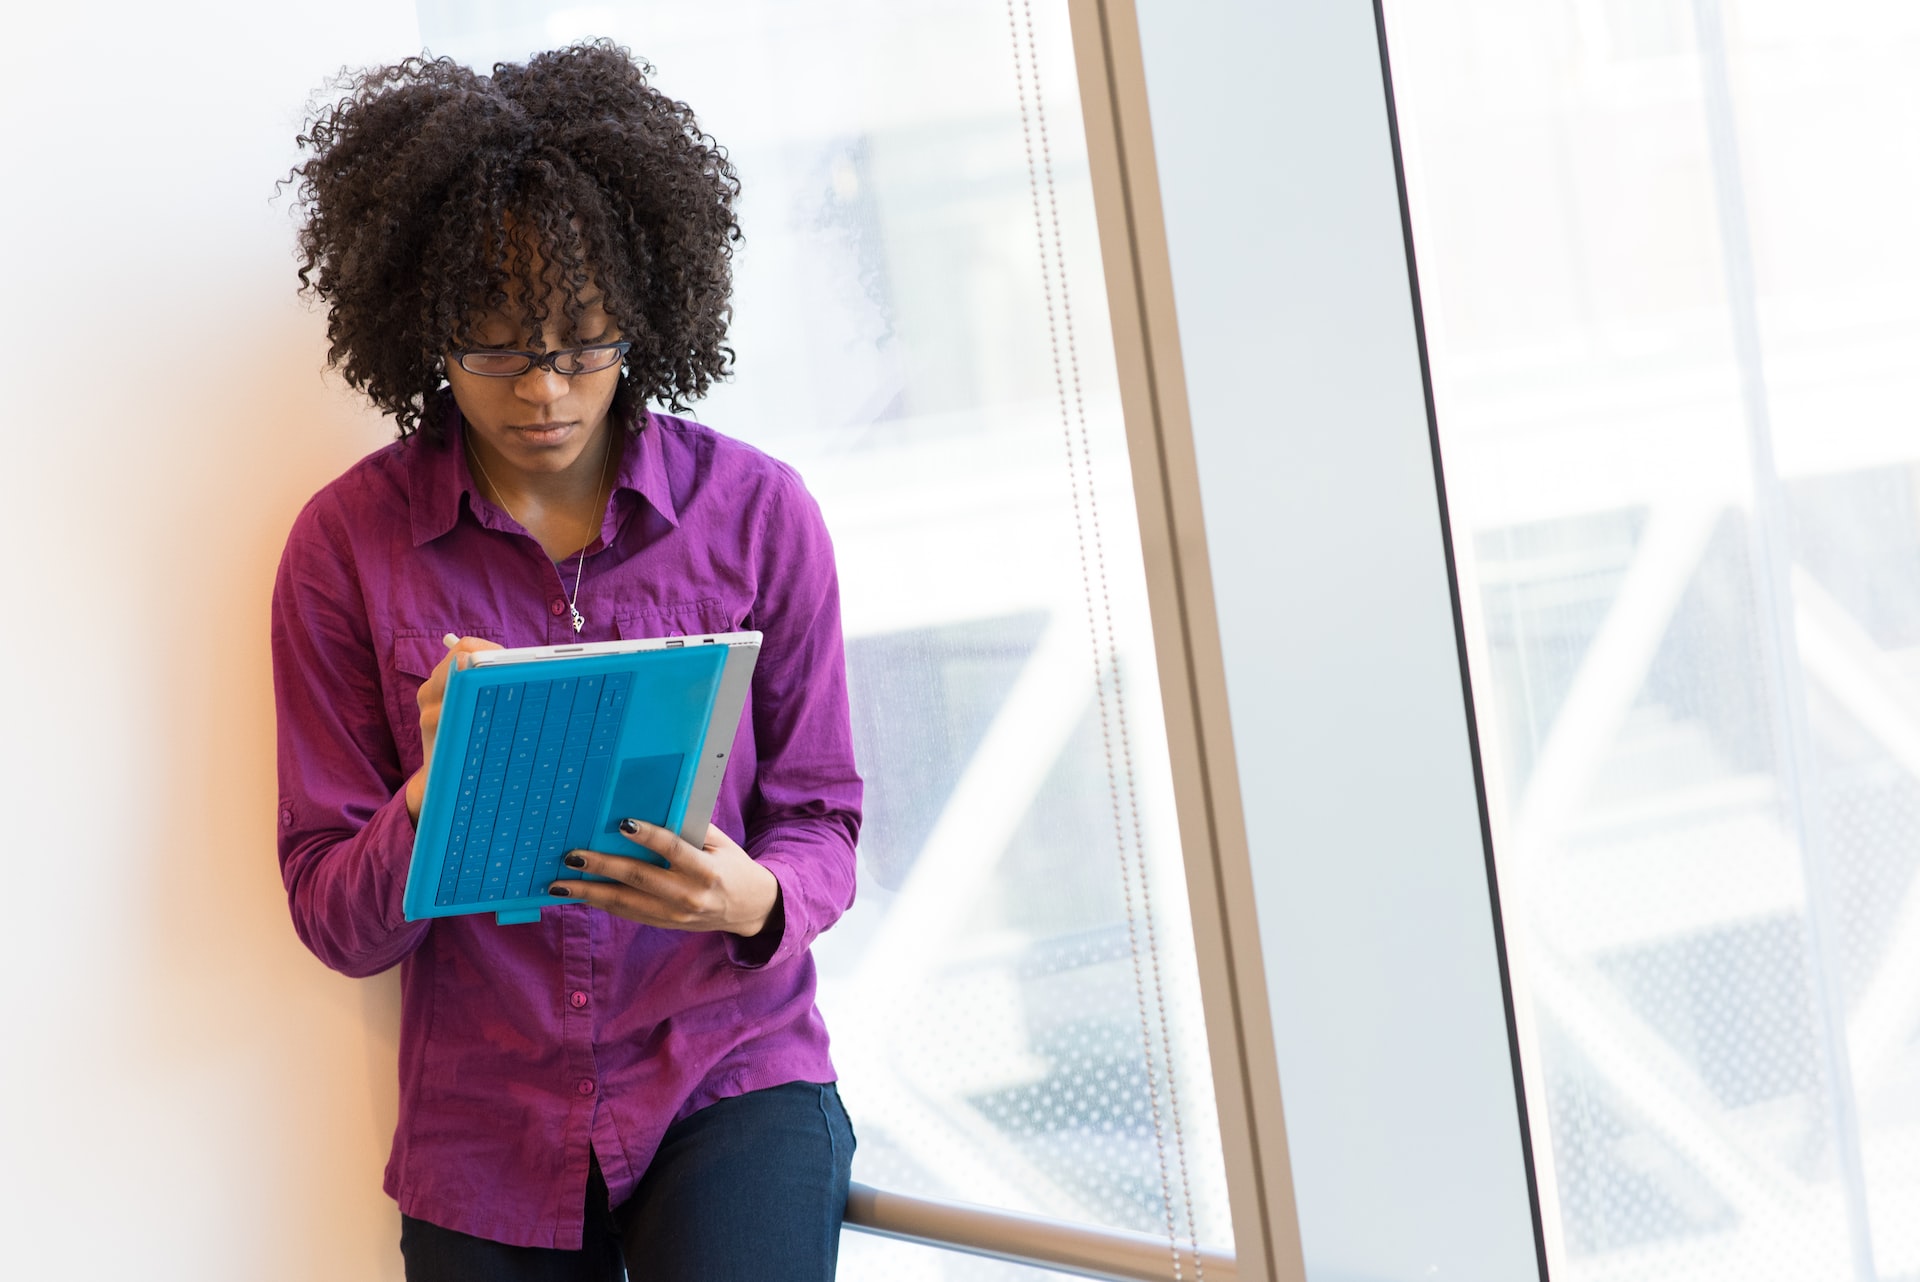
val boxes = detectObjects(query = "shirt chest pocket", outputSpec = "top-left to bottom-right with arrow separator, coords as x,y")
383,627 -> 507,770
614,598 -> 738,641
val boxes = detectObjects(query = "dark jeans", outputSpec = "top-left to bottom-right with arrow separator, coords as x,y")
400,1081 -> 855,1282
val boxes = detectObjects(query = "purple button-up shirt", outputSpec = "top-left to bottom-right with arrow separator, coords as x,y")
270,409 -> 861,1249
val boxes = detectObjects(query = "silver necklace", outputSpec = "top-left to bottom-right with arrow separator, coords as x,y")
468,430 -> 614,635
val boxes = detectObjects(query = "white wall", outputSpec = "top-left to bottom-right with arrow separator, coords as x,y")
0,5 -> 422,1277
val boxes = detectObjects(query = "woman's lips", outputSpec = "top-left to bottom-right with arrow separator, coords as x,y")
509,421 -> 575,444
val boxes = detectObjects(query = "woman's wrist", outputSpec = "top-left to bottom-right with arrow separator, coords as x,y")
404,768 -> 426,824
731,861 -> 782,938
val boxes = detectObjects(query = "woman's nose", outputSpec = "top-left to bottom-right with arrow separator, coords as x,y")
514,365 -> 570,405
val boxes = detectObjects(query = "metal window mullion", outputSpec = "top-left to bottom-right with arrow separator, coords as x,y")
1064,2 -> 1309,1281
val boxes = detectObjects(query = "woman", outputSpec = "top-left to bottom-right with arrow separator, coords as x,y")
272,43 -> 860,1281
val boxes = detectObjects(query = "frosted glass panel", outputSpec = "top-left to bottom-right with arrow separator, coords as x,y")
416,0 -> 1232,1266
1382,0 -> 1920,1277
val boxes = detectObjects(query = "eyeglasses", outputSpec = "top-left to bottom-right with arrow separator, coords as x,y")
449,341 -> 632,378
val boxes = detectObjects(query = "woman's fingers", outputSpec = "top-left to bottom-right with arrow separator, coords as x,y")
445,634 -> 504,671
417,635 -> 496,708
408,635 -> 506,821
549,849 -> 704,926
417,635 -> 505,730
613,817 -> 708,869
550,822 -> 771,935
562,846 -> 670,891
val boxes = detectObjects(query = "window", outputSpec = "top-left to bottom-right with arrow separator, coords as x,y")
1382,0 -> 1920,1275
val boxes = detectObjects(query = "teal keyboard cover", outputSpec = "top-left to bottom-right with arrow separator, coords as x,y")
403,644 -> 730,925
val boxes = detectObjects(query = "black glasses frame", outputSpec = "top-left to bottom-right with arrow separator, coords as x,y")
449,341 -> 632,378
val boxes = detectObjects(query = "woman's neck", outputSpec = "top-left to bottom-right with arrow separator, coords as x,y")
465,422 -> 618,562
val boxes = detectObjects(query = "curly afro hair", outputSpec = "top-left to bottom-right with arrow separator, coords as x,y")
289,41 -> 741,439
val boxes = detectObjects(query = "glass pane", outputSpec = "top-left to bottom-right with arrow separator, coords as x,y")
417,0 -> 1233,1262
1382,0 -> 1920,1277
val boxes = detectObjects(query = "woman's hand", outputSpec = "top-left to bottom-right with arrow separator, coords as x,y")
550,820 -> 782,939
404,633 -> 504,822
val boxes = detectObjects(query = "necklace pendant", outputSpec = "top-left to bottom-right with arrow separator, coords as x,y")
569,604 -> 585,634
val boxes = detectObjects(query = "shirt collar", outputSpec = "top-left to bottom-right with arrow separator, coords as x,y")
409,405 -> 680,548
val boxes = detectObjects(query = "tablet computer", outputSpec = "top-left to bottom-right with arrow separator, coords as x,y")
402,631 -> 761,926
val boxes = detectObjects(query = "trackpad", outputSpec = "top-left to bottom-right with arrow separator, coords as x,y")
602,754 -> 683,833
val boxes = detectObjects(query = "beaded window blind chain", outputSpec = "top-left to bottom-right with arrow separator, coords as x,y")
1006,3 -> 1204,1277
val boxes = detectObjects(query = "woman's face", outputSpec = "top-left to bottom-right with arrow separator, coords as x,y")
445,286 -> 623,481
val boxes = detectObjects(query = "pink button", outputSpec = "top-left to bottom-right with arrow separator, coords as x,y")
550,599 -> 566,617
569,991 -> 589,1010
577,1079 -> 596,1096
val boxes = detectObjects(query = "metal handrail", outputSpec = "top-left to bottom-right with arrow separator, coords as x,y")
844,1182 -> 1238,1282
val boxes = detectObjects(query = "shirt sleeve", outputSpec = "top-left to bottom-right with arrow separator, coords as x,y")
726,470 -> 863,970
271,497 -> 430,978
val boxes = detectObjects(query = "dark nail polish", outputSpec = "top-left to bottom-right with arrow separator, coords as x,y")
619,818 -> 640,835
563,853 -> 586,869
548,883 -> 571,898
